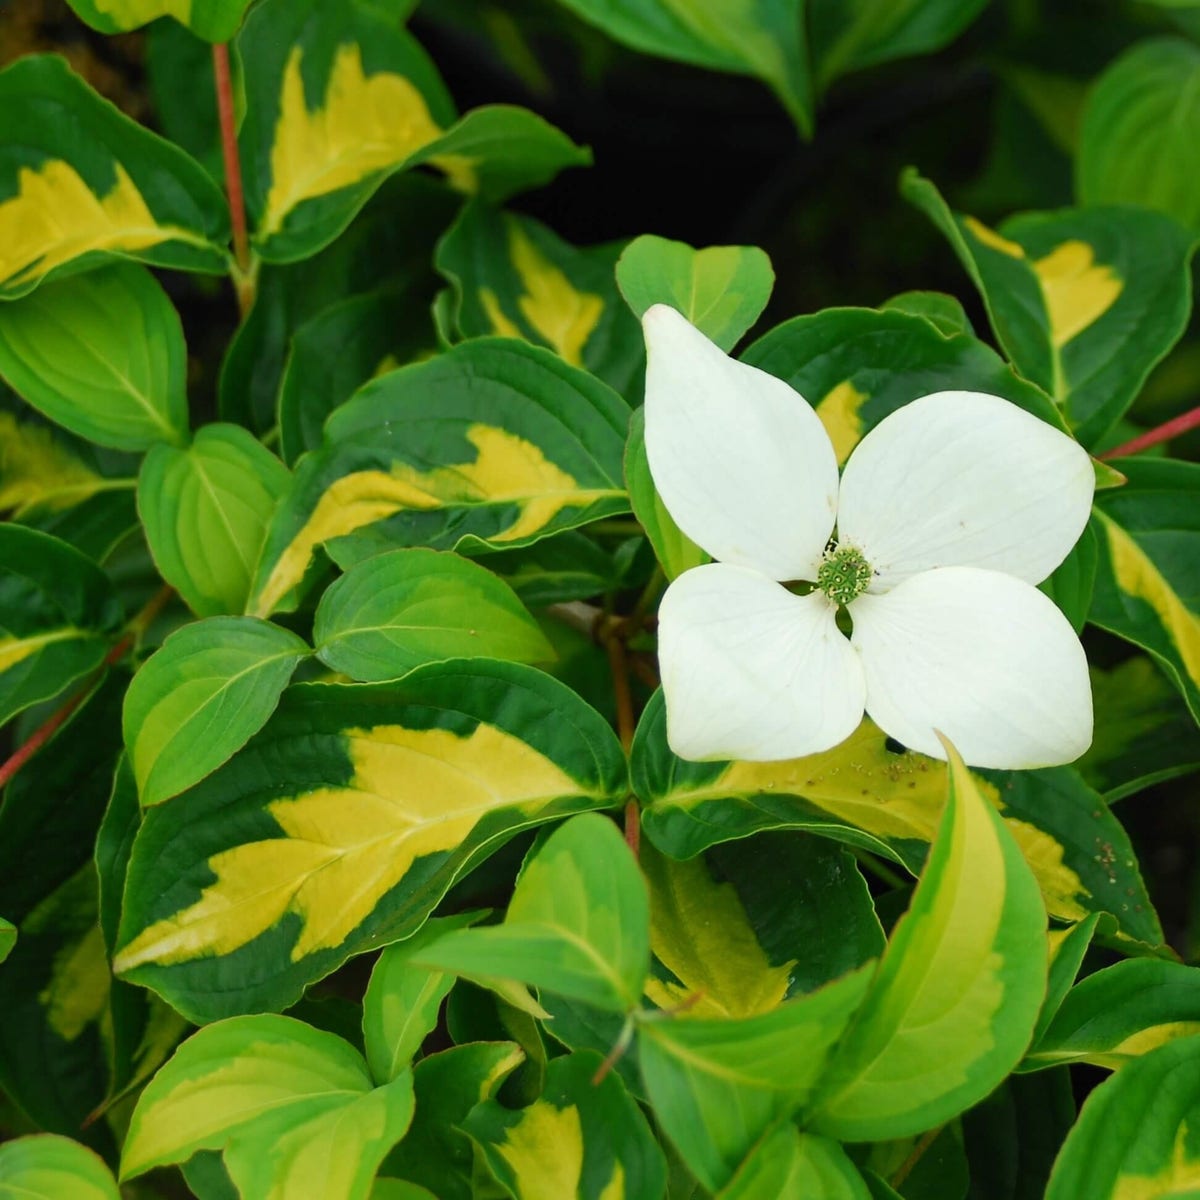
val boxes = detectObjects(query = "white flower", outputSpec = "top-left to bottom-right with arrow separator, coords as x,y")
643,304 -> 1095,769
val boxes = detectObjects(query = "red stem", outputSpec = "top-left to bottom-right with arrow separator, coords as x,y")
212,42 -> 252,306
1099,404 -> 1200,461
0,586 -> 174,791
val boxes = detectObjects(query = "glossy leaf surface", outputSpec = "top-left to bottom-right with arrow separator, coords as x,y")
0,525 -> 120,727
465,1050 -> 667,1200
632,692 -> 1161,947
903,171 -> 1195,446
139,424 -> 292,618
0,55 -> 229,298
314,549 -> 553,681
810,741 -> 1047,1141
437,202 -> 643,396
65,0 -> 253,40
638,965 -> 874,1192
114,663 -> 627,1020
1046,1035 -> 1200,1199
1091,458 -> 1200,724
414,813 -> 649,1013
616,235 -> 774,351
0,1134 -> 120,1200
1078,37 -> 1200,232
121,1015 -> 415,1200
123,616 -> 310,807
0,265 -> 188,451
250,339 -> 629,618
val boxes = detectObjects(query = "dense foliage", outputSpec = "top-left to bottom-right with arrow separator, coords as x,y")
0,1 -> 1198,1197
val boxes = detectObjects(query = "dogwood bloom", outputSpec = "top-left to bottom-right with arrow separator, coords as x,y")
644,305 -> 1094,769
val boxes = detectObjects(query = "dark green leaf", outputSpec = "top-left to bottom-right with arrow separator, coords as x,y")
0,525 -> 120,728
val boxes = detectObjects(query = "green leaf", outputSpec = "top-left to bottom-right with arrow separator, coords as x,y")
879,290 -> 972,337
278,285 -> 436,466
0,55 -> 229,298
0,265 -> 187,451
0,1134 -> 120,1200
95,757 -> 139,955
717,1127 -> 871,1200
547,0 -> 812,134
372,1182 -> 438,1200
615,235 -> 774,351
642,832 -> 882,1018
122,616 -> 311,808
464,1050 -> 667,1200
809,0 -> 987,91
961,1069 -> 1075,1200
412,104 -> 592,203
139,424 -> 292,618
1090,458 -> 1200,725
901,170 -> 1196,447
1033,913 -> 1101,1048
145,19 -> 222,178
864,1126 -> 969,1200
437,201 -> 643,396
809,739 -> 1047,1141
1045,1035 -> 1200,1199
0,525 -> 120,728
114,662 -> 627,1021
1078,38 -> 1200,233
221,173 -> 457,433
0,917 -> 14,964
638,965 -> 874,1193
362,914 -> 481,1086
1078,657 -> 1200,801
632,691 -> 1162,947
478,532 -> 618,608
16,487 -> 139,566
239,0 -> 586,262
379,1041 -> 525,1200
1039,522 -> 1097,633
0,673 -> 127,1150
120,1015 -> 415,1200
66,0 -> 252,39
314,549 -> 553,681
741,304 -> 1065,470
414,813 -> 649,1013
624,407 -> 708,580
249,339 -> 630,619
1028,959 -> 1200,1071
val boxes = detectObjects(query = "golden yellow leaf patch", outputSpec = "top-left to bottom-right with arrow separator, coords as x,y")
0,159 -> 184,293
114,722 -> 584,971
261,44 -> 444,238
814,380 -> 867,466
0,628 -> 90,675
961,216 -> 1123,358
479,223 -> 604,367
1034,241 -> 1122,350
1110,1127 -> 1200,1200
0,412 -> 107,515
1100,513 -> 1200,687
90,0 -> 193,23
253,423 -> 622,616
664,722 -> 1089,923
642,847 -> 794,1018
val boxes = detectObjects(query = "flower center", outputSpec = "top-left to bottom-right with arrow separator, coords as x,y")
816,543 -> 873,606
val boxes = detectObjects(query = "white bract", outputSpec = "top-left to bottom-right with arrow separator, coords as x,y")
644,304 -> 1095,769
